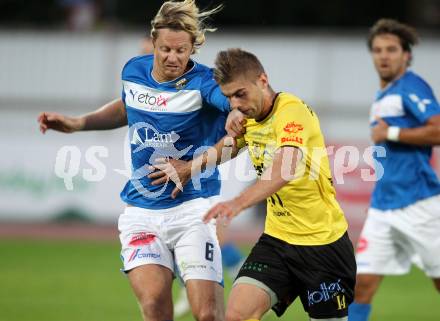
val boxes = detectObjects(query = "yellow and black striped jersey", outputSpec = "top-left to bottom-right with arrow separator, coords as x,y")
238,92 -> 347,245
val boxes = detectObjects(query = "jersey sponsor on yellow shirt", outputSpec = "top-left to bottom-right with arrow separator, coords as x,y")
238,92 -> 347,245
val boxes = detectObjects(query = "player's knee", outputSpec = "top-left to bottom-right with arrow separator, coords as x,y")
194,307 -> 217,321
354,276 -> 378,303
433,278 -> 440,293
139,300 -> 158,318
225,307 -> 246,321
139,297 -> 168,319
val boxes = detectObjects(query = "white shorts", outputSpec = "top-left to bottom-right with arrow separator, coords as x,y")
356,195 -> 440,278
118,197 -> 223,283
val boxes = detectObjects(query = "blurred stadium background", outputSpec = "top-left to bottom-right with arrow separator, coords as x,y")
0,1 -> 439,320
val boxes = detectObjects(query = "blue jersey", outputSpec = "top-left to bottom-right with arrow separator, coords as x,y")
370,71 -> 440,210
120,55 -> 229,209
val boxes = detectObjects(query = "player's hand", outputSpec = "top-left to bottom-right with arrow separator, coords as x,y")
148,158 -> 192,199
38,112 -> 84,134
225,109 -> 246,138
371,117 -> 389,143
203,198 -> 242,226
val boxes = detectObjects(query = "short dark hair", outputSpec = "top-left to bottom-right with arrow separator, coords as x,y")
214,48 -> 265,85
367,18 -> 419,53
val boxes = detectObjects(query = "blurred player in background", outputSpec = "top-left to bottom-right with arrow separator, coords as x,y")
348,19 -> 440,321
170,48 -> 356,321
37,1 -> 245,320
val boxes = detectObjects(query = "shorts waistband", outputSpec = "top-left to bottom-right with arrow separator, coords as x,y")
124,196 -> 219,216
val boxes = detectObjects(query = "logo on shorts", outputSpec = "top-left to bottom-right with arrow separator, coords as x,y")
179,261 -> 207,272
129,233 -> 157,246
356,237 -> 368,253
307,279 -> 346,308
128,249 -> 161,262
241,261 -> 268,272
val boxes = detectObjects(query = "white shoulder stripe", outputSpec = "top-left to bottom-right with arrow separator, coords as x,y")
370,94 -> 405,123
123,80 -> 202,113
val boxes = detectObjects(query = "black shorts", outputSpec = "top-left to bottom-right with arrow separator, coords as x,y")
235,232 -> 356,318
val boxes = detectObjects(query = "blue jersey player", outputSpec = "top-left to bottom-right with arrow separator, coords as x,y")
349,19 -> 440,321
38,1 -> 242,321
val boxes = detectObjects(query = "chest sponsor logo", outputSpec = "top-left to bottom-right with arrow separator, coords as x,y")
283,121 -> 304,134
129,89 -> 169,109
125,122 -> 192,199
130,123 -> 193,155
281,121 -> 303,145
123,80 -> 202,113
281,136 -> 303,144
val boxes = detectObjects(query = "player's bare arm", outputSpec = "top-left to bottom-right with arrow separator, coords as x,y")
225,108 -> 246,137
38,98 -> 127,134
38,111 -> 85,134
203,146 -> 302,224
372,115 -> 440,145
148,158 -> 192,199
148,135 -> 242,198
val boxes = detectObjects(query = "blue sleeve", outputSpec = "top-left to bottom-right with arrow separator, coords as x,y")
121,62 -> 131,105
200,108 -> 227,146
402,79 -> 440,124
121,55 -> 145,81
121,56 -> 141,105
200,68 -> 230,113
121,87 -> 126,104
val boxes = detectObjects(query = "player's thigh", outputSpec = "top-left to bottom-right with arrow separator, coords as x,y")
354,274 -> 384,303
127,264 -> 174,317
127,264 -> 173,298
432,278 -> 440,292
294,233 -> 356,319
118,208 -> 174,273
233,234 -> 295,317
395,195 -> 440,278
356,208 -> 412,275
215,221 -> 226,246
226,283 -> 271,320
174,219 -> 223,283
186,279 -> 224,319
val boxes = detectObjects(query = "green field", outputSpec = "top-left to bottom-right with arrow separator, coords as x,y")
0,239 -> 438,321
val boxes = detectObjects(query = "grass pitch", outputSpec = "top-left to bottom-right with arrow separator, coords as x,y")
0,239 -> 438,321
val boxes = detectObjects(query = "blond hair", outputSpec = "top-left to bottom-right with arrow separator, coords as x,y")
151,0 -> 222,53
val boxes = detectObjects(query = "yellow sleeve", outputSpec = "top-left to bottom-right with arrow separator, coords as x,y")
273,102 -> 314,148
